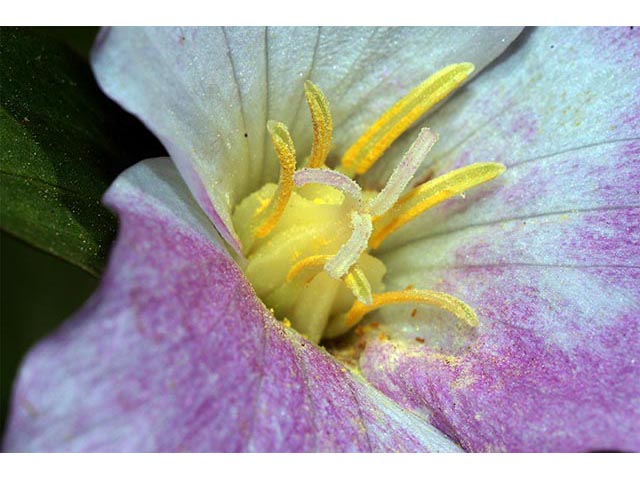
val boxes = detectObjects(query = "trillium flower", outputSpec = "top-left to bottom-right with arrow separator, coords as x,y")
4,27 -> 639,452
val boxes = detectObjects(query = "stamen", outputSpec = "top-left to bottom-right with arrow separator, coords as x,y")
370,162 -> 506,248
343,290 -> 478,328
287,254 -> 333,282
234,68 -> 507,344
305,80 -> 333,168
343,264 -> 373,305
366,128 -> 437,217
255,121 -> 297,239
324,212 -> 373,279
340,63 -> 474,177
294,168 -> 362,204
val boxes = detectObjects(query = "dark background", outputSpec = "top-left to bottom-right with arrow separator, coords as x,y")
1,27 -> 165,437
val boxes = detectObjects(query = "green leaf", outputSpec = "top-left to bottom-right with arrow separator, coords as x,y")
0,27 -> 163,276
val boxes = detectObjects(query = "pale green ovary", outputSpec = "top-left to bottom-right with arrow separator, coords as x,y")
232,182 -> 386,342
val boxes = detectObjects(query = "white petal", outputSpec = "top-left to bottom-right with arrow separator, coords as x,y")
376,27 -> 640,250
359,28 -> 640,452
91,27 -> 522,253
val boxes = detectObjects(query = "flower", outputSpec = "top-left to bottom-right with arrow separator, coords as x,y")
4,27 -> 639,452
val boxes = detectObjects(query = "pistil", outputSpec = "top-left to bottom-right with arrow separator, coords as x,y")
231,67 -> 505,343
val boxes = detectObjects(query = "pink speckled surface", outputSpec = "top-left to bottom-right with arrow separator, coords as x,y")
5,27 -> 638,452
3,159 -> 460,452
360,27 -> 640,452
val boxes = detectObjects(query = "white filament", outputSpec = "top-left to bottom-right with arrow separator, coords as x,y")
366,128 -> 438,217
294,167 -> 362,204
324,212 -> 372,279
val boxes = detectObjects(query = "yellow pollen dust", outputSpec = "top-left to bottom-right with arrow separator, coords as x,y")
304,80 -> 333,168
287,254 -> 333,282
254,121 -> 297,240
231,66 -> 505,344
343,290 -> 479,329
340,63 -> 474,177
370,162 -> 506,249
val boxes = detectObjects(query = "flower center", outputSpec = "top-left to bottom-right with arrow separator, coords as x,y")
232,63 -> 505,343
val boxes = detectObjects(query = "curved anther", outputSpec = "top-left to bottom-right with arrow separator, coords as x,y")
343,289 -> 478,329
254,121 -> 297,239
305,80 -> 333,168
340,63 -> 474,177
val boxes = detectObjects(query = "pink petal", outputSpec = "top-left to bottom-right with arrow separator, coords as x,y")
358,27 -> 640,452
3,158 -> 460,452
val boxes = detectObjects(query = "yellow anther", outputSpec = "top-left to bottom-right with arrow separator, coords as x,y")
255,121 -> 297,239
343,290 -> 478,329
343,264 -> 373,305
304,81 -> 333,168
286,254 -> 333,282
370,162 -> 506,249
340,63 -> 475,177
233,70 -> 506,344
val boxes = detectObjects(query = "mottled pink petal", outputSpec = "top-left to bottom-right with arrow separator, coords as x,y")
357,27 -> 640,452
3,158 -> 460,452
91,27 -> 522,254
